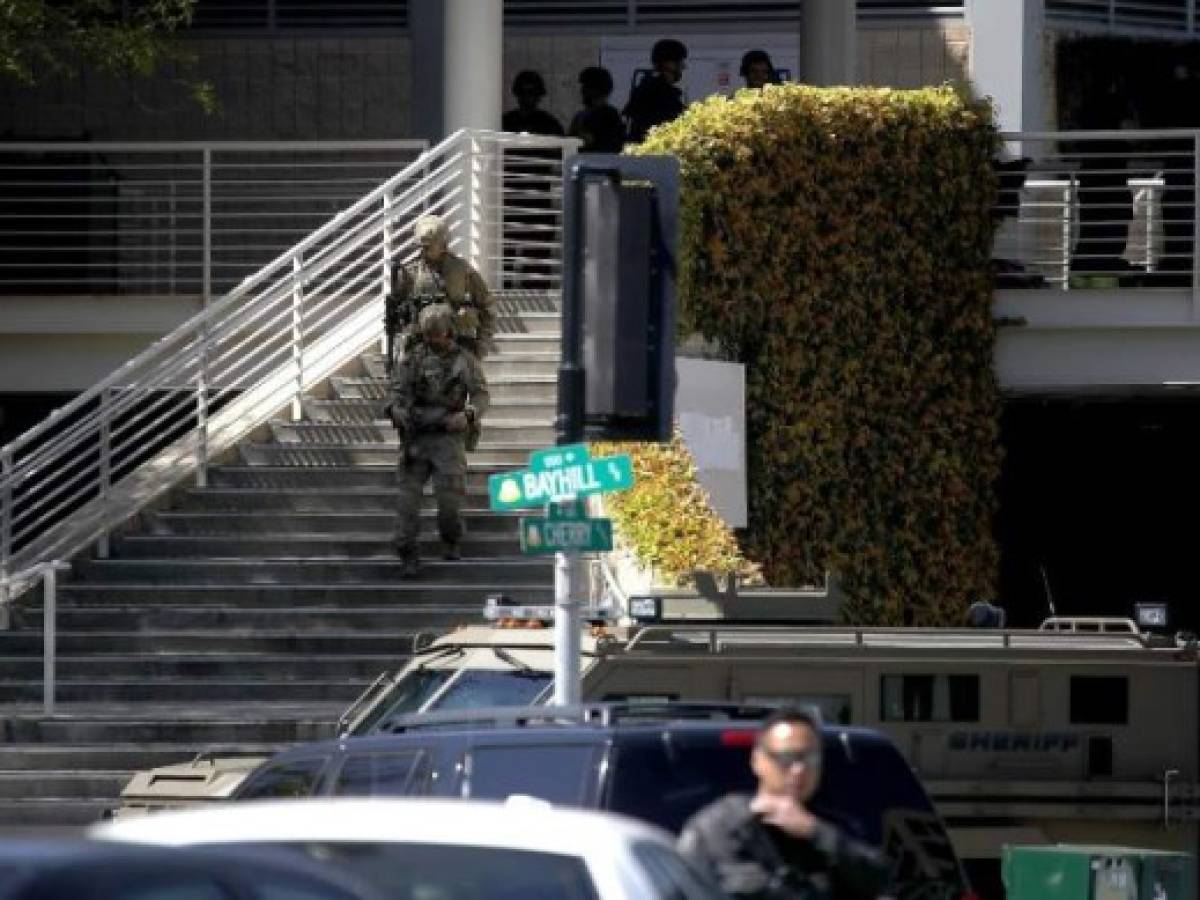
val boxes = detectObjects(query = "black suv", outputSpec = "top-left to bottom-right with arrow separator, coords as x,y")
234,703 -> 970,900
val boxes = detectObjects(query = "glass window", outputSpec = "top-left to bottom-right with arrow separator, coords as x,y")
430,669 -> 553,711
467,744 -> 598,804
234,842 -> 599,900
368,668 -> 456,732
1070,675 -> 1128,725
607,737 -> 757,834
237,757 -> 327,800
633,842 -> 727,900
880,675 -> 979,722
332,751 -> 428,797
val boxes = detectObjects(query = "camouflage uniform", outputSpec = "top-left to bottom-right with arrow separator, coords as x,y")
387,251 -> 497,360
390,312 -> 490,572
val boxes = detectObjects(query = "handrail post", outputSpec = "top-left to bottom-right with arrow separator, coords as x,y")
292,253 -> 304,421
97,388 -> 111,558
1062,177 -> 1074,290
381,189 -> 393,356
0,448 -> 11,582
202,148 -> 212,306
43,565 -> 57,716
1192,133 -> 1200,319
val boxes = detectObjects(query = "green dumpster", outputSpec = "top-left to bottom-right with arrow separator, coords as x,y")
1003,845 -> 1195,900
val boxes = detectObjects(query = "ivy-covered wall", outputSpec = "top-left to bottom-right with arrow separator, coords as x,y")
633,84 -> 1002,626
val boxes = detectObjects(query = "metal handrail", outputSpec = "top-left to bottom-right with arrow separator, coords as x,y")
0,130 -> 579,600
0,560 -> 70,714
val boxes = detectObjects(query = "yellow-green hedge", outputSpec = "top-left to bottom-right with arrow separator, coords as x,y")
592,436 -> 756,585
632,84 -> 1002,626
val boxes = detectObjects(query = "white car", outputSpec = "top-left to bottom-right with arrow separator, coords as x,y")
92,797 -> 726,900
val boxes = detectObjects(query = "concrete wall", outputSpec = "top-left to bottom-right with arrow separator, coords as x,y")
857,22 -> 970,89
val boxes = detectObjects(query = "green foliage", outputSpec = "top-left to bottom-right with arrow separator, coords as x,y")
631,84 -> 1002,625
592,435 -> 756,586
0,0 -> 215,112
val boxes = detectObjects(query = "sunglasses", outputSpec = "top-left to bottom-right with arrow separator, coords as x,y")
761,747 -> 818,769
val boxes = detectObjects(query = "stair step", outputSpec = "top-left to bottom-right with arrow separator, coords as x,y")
0,628 -> 452,655
0,772 -> 133,799
47,583 -> 548,607
180,489 -> 493,513
2,718 -> 334,746
239,444 -> 530,467
208,466 -> 507,490
304,397 -> 556,424
147,511 -> 520,535
360,352 -> 561,381
113,533 -> 519,558
0,798 -> 121,826
0,744 -> 286,772
74,556 -> 550,584
0,653 -> 404,681
267,420 -> 555,446
331,376 -> 555,403
12,604 -> 489,632
0,679 -> 368,704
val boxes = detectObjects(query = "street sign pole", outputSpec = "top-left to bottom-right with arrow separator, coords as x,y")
553,541 -> 581,707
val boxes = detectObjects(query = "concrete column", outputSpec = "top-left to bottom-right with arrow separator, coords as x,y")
801,0 -> 856,87
968,0 -> 1045,133
444,0 -> 503,133
409,0 -> 445,143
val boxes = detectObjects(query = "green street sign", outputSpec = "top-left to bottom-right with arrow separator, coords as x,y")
520,516 -> 613,553
488,454 -> 635,511
546,499 -> 587,520
529,443 -> 590,472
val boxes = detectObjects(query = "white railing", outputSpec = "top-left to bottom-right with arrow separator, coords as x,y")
994,130 -> 1199,293
0,130 -> 578,602
0,140 -> 427,299
1046,0 -> 1200,36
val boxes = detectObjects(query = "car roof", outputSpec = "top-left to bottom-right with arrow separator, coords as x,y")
92,797 -> 675,853
0,840 -> 386,899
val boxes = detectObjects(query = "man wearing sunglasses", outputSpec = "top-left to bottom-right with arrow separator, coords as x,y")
678,706 -> 887,900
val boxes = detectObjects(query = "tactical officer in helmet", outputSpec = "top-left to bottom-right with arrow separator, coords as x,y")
679,706 -> 887,900
623,38 -> 688,143
389,304 -> 489,576
385,214 -> 497,368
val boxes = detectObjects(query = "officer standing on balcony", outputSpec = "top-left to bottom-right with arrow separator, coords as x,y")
385,214 -> 497,365
389,304 -> 489,576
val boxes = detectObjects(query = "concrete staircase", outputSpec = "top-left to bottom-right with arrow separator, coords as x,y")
0,293 -> 560,830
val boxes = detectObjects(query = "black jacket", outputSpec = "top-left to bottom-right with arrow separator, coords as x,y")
622,73 -> 684,142
678,795 -> 888,900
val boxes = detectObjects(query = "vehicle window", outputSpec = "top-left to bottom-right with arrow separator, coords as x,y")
368,668 -> 456,732
237,757 -> 327,800
254,876 -> 364,900
467,744 -> 598,804
1070,675 -> 1128,724
880,675 -> 979,722
33,870 -> 231,900
814,734 -> 967,900
237,842 -> 599,900
607,736 -> 756,834
633,842 -> 726,900
332,751 -> 429,797
431,669 -> 553,710
745,693 -> 853,725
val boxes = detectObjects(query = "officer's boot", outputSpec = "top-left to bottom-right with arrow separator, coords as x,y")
397,546 -> 420,578
442,541 -> 461,561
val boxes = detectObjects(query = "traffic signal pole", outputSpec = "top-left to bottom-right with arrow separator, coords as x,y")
553,156 -> 677,706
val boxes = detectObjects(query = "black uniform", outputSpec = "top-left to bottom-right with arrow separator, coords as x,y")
569,103 -> 626,153
678,795 -> 887,900
501,108 -> 565,137
623,73 -> 685,143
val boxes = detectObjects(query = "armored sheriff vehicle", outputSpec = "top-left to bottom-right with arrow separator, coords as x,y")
118,594 -> 1200,892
